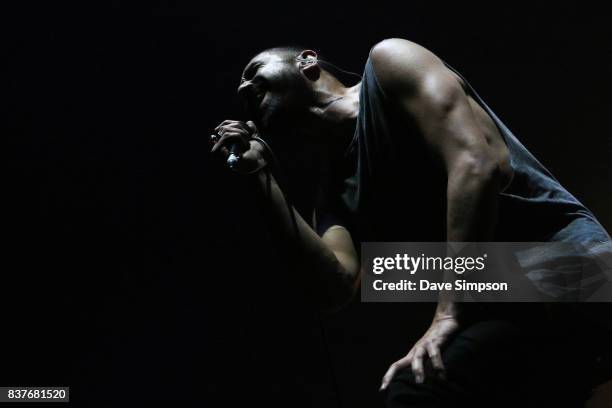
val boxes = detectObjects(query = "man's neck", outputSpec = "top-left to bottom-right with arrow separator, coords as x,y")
308,71 -> 361,145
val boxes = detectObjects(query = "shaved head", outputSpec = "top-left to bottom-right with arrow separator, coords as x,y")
237,46 -> 317,134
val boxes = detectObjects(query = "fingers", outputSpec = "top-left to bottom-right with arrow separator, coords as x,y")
215,120 -> 252,135
411,343 -> 445,384
216,124 -> 249,138
211,120 -> 254,155
426,342 -> 446,379
245,120 -> 258,134
211,132 -> 247,154
214,120 -> 239,131
411,347 -> 426,384
380,353 -> 412,391
380,344 -> 441,392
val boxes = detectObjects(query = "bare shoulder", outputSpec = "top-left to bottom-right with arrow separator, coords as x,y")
369,38 -> 451,97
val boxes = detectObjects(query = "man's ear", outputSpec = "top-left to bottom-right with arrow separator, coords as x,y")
297,50 -> 320,80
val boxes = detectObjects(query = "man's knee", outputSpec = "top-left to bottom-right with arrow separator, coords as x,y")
384,369 -> 431,408
383,321 -> 527,408
384,367 -> 465,408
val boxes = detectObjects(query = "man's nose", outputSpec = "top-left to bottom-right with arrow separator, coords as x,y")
237,81 -> 252,97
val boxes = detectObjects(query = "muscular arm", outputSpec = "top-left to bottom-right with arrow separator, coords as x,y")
254,168 -> 359,311
370,39 -> 511,314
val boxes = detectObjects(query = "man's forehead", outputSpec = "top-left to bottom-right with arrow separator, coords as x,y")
243,51 -> 290,74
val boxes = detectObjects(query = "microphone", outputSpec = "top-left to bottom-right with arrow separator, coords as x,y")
226,143 -> 241,169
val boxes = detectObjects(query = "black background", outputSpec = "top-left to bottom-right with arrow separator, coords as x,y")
5,1 -> 612,407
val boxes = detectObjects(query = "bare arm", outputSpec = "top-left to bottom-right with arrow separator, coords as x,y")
372,39 -> 511,387
254,169 -> 359,310
371,38 -> 508,244
211,120 -> 359,311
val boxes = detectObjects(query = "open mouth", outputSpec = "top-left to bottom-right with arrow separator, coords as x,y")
320,96 -> 342,109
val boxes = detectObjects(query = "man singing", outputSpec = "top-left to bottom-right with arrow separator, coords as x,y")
210,39 -> 612,407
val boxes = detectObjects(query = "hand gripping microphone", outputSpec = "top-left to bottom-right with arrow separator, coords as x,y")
211,133 -> 241,169
225,121 -> 256,169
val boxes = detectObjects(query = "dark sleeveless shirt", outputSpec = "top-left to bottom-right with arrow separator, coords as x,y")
317,56 -> 611,247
